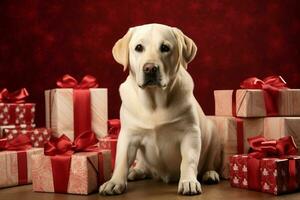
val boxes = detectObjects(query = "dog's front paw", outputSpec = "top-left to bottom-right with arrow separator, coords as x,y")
99,180 -> 127,195
202,170 -> 220,184
178,179 -> 202,195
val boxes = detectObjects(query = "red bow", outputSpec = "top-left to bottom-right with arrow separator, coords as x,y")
44,130 -> 99,156
0,88 -> 29,103
107,119 -> 121,139
0,134 -> 32,151
248,135 -> 298,159
240,76 -> 288,115
56,74 -> 99,89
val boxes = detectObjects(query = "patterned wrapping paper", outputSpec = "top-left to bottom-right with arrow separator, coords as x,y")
230,155 -> 300,195
32,151 -> 112,195
0,124 -> 36,138
45,88 -> 107,141
3,128 -> 52,148
214,89 -> 300,117
0,148 -> 43,188
264,117 -> 300,155
0,103 -> 35,125
208,116 -> 264,178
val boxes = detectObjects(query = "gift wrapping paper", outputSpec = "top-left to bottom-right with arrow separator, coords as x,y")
0,124 -> 36,138
45,88 -> 107,141
32,150 -> 112,195
3,128 -> 52,148
208,116 -> 264,178
0,148 -> 43,188
0,103 -> 35,125
214,89 -> 300,117
264,117 -> 300,155
230,155 -> 300,195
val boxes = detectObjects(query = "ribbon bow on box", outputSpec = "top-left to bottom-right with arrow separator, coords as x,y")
248,135 -> 298,158
56,74 -> 99,89
0,88 -> 29,103
235,75 -> 289,116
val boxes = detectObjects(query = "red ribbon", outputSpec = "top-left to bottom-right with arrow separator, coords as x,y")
246,135 -> 298,191
107,119 -> 121,139
238,75 -> 288,116
0,134 -> 32,185
0,88 -> 29,103
44,131 -> 99,193
56,74 -> 99,138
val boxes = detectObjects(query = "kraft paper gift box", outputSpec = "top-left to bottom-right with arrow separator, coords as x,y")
264,117 -> 300,155
32,151 -> 112,195
208,116 -> 264,178
45,74 -> 108,141
230,155 -> 300,195
0,135 -> 43,188
214,89 -> 300,117
0,124 -> 36,138
3,128 -> 52,148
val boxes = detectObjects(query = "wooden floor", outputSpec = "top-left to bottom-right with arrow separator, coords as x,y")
1,180 -> 300,200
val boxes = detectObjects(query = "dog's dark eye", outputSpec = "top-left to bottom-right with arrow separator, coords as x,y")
135,44 -> 144,52
160,44 -> 170,52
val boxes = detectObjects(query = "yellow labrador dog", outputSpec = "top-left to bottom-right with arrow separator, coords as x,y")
99,23 -> 221,196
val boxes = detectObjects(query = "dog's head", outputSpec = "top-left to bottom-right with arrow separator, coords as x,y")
112,24 -> 197,89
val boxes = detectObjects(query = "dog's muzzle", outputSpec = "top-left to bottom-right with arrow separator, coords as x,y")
141,63 -> 161,87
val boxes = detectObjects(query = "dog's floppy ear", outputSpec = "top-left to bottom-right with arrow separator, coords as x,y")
172,27 -> 197,68
112,28 -> 134,71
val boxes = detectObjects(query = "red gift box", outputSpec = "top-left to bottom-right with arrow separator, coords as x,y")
0,124 -> 36,138
4,128 -> 52,147
99,119 -> 120,169
230,135 -> 300,195
0,88 -> 35,126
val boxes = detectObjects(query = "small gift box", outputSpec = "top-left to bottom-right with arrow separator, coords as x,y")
32,131 -> 112,195
208,116 -> 264,178
214,76 -> 300,117
4,128 -> 52,147
0,88 -> 35,126
229,135 -> 300,195
99,119 -> 120,169
45,74 -> 107,141
0,124 -> 36,138
0,134 -> 43,188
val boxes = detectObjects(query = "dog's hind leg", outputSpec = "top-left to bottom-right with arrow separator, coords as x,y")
128,150 -> 151,181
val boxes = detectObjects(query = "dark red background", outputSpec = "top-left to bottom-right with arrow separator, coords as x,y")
1,0 -> 300,126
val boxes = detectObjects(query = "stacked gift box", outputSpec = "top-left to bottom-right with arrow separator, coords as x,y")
209,75 -> 300,195
30,74 -> 112,195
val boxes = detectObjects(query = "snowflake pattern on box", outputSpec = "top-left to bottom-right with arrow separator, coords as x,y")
0,103 -> 35,125
5,128 -> 51,147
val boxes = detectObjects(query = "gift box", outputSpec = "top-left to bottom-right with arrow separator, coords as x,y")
0,135 -> 43,188
0,88 -> 35,126
214,76 -> 300,117
32,131 -> 112,195
4,128 -> 52,147
264,117 -> 300,154
45,74 -> 107,141
32,151 -> 111,195
99,119 -> 120,169
0,124 -> 36,138
208,116 -> 264,178
229,136 -> 300,195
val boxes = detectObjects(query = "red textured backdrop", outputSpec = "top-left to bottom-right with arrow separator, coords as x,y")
0,0 -> 300,126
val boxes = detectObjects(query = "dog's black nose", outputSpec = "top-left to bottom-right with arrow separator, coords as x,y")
143,63 -> 158,74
